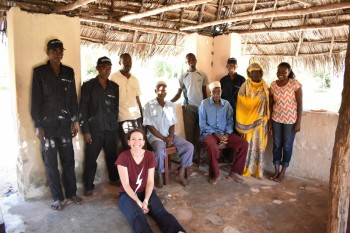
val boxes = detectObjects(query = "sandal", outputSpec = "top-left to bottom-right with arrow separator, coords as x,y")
209,176 -> 221,185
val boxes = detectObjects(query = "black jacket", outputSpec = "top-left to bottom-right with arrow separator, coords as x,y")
79,77 -> 119,134
31,61 -> 78,128
220,73 -> 246,111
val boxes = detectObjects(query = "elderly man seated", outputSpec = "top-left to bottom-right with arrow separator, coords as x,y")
198,81 -> 248,185
143,81 -> 193,188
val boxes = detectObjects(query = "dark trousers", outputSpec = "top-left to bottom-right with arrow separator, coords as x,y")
203,133 -> 248,178
272,120 -> 296,167
182,105 -> 199,156
84,130 -> 119,191
118,190 -> 186,233
118,118 -> 143,151
41,125 -> 77,202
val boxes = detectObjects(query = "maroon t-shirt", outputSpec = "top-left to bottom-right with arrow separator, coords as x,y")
115,150 -> 156,193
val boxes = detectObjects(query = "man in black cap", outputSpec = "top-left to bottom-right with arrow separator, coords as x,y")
79,56 -> 119,196
31,38 -> 82,210
220,57 -> 246,129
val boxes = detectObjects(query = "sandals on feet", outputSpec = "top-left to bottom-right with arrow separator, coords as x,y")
69,195 -> 82,205
51,200 -> 62,210
209,176 -> 221,185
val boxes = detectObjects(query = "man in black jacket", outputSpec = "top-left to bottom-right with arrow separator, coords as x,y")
31,39 -> 82,210
79,56 -> 119,196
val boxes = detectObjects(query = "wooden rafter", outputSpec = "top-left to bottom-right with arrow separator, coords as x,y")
80,16 -> 187,34
233,23 -> 350,34
295,31 -> 304,56
119,0 -> 211,21
198,4 -> 206,23
269,0 -> 278,29
179,2 -> 350,31
329,32 -> 335,57
244,39 -> 348,46
81,36 -> 182,47
248,50 -> 347,56
248,0 -> 258,29
54,0 -> 96,12
292,0 -> 313,7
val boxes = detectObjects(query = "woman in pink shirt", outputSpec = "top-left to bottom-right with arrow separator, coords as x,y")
269,62 -> 303,182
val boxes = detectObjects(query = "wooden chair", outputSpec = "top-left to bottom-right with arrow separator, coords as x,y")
199,143 -> 234,169
164,146 -> 178,185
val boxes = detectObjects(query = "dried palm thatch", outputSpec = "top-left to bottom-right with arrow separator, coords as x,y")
0,0 -> 349,74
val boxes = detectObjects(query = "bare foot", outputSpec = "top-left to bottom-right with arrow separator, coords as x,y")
51,200 -> 62,210
269,173 -> 279,180
209,175 -> 221,185
226,173 -> 244,184
84,190 -> 93,197
275,173 -> 285,183
176,174 -> 188,187
69,195 -> 82,205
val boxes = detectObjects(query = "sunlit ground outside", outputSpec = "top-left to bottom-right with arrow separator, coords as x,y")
0,41 -> 18,198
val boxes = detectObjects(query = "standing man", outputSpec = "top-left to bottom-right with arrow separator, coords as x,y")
31,39 -> 82,210
110,53 -> 143,150
171,53 -> 208,159
79,56 -> 119,196
220,57 -> 246,128
198,81 -> 248,185
144,81 -> 193,188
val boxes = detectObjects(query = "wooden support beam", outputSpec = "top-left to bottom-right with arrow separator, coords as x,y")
180,2 -> 350,31
245,39 -> 348,46
198,4 -> 205,23
119,0 -> 211,21
54,0 -> 96,12
329,33 -> 335,57
80,16 -> 187,34
81,36 -> 183,47
248,0 -> 258,29
295,31 -> 304,56
248,50 -> 346,56
234,23 -> 350,34
327,26 -> 350,233
269,0 -> 278,28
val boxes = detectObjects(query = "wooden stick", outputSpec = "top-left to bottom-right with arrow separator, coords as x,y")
54,0 -> 96,12
119,0 -> 211,21
180,2 -> 350,31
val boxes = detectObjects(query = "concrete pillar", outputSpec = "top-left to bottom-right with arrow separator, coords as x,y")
212,33 -> 249,82
7,7 -> 84,199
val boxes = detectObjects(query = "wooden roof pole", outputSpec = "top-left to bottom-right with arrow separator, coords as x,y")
180,2 -> 350,31
198,4 -> 206,23
329,32 -> 335,57
119,0 -> 211,21
269,0 -> 278,29
327,26 -> 350,233
248,0 -> 258,29
80,16 -> 187,34
292,0 -> 312,7
295,31 -> 304,56
54,0 -> 96,12
235,23 -> 350,34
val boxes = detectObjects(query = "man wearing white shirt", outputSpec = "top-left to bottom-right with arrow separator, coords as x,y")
110,53 -> 143,150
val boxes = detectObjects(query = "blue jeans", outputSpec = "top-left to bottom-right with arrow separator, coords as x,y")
272,120 -> 296,167
118,190 -> 186,233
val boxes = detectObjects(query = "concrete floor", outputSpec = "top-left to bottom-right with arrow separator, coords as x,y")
0,165 -> 329,233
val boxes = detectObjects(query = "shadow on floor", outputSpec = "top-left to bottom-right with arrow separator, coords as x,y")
0,164 -> 328,233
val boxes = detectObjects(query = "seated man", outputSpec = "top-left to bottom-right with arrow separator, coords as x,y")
143,81 -> 193,188
198,81 -> 248,185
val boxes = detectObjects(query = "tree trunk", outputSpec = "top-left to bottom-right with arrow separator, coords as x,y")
328,26 -> 350,233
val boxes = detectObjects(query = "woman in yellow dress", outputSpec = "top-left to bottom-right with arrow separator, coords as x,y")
235,62 -> 269,179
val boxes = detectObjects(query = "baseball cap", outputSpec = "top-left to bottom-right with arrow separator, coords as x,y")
209,81 -> 221,91
227,57 -> 237,64
47,39 -> 65,50
155,80 -> 167,88
97,56 -> 112,66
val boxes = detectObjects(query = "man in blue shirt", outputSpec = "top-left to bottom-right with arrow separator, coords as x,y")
144,81 -> 193,188
198,81 -> 248,185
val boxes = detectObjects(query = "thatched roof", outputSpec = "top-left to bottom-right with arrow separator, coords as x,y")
0,0 -> 349,72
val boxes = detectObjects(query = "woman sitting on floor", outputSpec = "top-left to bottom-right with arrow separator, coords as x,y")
115,128 -> 186,233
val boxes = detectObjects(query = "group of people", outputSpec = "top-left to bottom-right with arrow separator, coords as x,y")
30,38 -> 302,233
